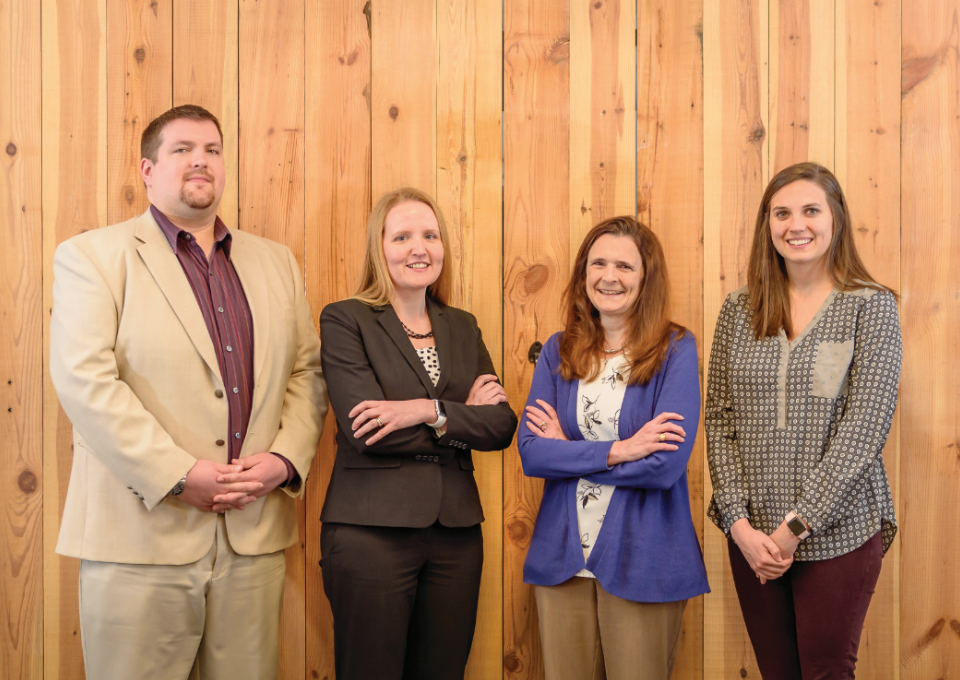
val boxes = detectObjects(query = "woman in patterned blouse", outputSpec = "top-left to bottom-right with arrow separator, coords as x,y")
519,216 -> 708,680
706,162 -> 900,679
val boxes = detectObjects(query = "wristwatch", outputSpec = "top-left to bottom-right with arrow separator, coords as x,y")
785,511 -> 811,540
169,472 -> 188,496
430,399 -> 447,430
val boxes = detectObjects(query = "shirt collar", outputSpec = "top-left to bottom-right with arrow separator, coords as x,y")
150,204 -> 233,257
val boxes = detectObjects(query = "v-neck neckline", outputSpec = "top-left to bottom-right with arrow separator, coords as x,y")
783,287 -> 838,350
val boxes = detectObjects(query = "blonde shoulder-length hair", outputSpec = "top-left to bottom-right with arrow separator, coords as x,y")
353,187 -> 453,307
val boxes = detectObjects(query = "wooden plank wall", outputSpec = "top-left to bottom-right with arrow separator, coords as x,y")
2,1 -> 959,678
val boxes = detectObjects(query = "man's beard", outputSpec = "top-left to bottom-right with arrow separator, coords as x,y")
180,176 -> 216,210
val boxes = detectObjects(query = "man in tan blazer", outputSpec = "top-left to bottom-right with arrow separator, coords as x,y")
49,105 -> 327,680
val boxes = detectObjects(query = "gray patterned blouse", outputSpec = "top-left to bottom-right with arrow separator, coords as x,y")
706,286 -> 900,560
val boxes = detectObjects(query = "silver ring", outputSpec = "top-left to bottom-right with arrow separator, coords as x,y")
376,417 -> 384,428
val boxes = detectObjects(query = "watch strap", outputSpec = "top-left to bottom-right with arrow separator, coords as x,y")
785,511 -> 811,540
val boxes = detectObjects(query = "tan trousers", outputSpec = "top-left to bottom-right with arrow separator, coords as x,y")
535,577 -> 686,680
79,515 -> 286,680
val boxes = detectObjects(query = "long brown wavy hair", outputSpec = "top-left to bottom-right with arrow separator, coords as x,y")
747,162 -> 893,340
559,216 -> 685,385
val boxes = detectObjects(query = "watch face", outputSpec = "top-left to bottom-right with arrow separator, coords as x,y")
787,517 -> 805,536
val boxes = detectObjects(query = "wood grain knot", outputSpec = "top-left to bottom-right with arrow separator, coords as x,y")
389,106 -> 399,121
339,48 -> 360,66
506,518 -> 530,544
739,668 -> 748,678
919,618 -> 946,649
18,470 -> 37,494
902,54 -> 940,95
951,619 -> 960,638
549,37 -> 570,64
5,142 -> 16,156
310,669 -> 319,679
748,126 -> 765,143
503,652 -> 521,673
134,47 -> 146,63
594,2 -> 603,9
875,127 -> 886,135
124,186 -> 135,204
520,264 -> 549,295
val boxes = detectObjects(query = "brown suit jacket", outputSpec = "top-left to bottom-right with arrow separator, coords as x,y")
50,209 -> 327,564
319,298 -> 517,528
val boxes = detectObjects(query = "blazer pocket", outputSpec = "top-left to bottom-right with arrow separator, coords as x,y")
340,446 -> 401,469
457,450 -> 475,471
812,339 -> 854,399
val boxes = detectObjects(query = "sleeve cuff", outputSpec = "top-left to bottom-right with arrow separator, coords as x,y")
270,453 -> 299,489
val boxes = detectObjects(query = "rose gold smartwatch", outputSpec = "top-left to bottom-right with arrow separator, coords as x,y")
785,511 -> 811,540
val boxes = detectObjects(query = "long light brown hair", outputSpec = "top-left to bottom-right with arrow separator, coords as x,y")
559,216 -> 685,385
747,162 -> 892,340
353,187 -> 452,307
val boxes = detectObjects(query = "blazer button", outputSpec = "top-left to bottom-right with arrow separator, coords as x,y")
415,455 -> 422,461
215,389 -> 224,398
433,456 -> 439,463
216,439 -> 225,446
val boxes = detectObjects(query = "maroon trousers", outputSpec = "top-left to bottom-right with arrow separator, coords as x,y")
728,532 -> 883,680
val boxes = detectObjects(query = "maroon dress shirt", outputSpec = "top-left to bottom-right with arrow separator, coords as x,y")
151,206 -> 296,486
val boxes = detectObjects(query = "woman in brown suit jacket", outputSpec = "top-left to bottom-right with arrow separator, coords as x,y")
319,187 -> 518,680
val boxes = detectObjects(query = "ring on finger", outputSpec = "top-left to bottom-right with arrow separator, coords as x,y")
376,417 -> 384,428
659,432 -> 666,442
539,421 -> 548,432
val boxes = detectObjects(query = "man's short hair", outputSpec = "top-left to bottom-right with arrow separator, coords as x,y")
141,105 -> 223,163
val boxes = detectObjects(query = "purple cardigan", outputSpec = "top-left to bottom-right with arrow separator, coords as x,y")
519,332 -> 710,603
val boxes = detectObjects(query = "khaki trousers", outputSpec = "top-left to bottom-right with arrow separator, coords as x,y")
534,577 -> 686,680
79,515 -> 286,680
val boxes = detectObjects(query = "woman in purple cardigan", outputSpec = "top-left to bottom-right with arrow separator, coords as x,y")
519,216 -> 708,680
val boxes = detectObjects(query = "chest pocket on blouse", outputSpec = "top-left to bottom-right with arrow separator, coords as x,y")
812,339 -> 854,399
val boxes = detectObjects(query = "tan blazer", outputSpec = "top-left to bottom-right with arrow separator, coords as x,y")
50,209 -> 327,565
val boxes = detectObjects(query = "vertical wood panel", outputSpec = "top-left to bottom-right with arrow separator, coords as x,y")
173,0 -> 240,229
436,0 -> 504,677
303,1 -> 371,678
503,1 -> 570,678
702,0 -> 767,676
637,1 -> 704,676
238,1 -> 305,677
106,0 -> 172,224
570,0 -> 636,248
835,1 -> 901,677
371,0 -> 437,195
0,0 -> 42,677
900,2 -> 960,678
41,0 -> 107,677
769,0 -> 834,172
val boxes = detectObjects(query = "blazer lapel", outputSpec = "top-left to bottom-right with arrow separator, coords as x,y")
428,299 -> 451,396
135,211 -> 221,379
228,231 -> 269,385
377,305 -> 438,398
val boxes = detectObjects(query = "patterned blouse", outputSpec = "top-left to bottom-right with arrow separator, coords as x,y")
706,286 -> 900,560
575,356 -> 629,577
416,346 -> 441,386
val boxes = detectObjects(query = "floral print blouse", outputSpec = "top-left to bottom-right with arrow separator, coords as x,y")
575,356 -> 629,577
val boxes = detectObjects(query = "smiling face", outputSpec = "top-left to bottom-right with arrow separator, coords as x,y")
768,179 -> 834,275
585,234 -> 644,324
382,200 -> 444,297
140,117 -> 225,219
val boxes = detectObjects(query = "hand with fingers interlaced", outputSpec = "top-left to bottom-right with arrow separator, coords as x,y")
606,411 -> 686,466
524,399 -> 569,441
